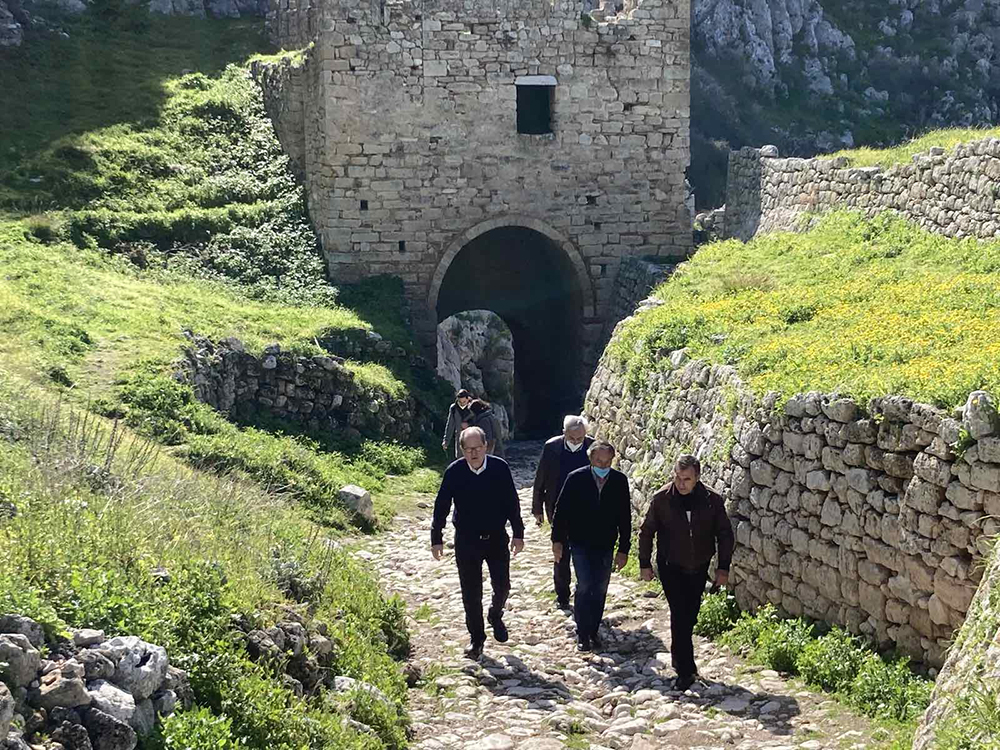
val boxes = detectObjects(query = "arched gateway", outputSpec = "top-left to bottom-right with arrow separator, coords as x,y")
267,0 -> 693,432
430,217 -> 593,434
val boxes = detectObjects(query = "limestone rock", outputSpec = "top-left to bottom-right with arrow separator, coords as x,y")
0,0 -> 22,47
0,683 -> 13,739
38,672 -> 91,710
965,390 -> 1000,439
86,681 -> 135,724
0,615 -> 44,648
338,485 -> 375,524
0,634 -> 41,687
84,707 -> 137,750
103,637 -> 168,701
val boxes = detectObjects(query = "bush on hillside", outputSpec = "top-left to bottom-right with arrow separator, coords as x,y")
849,653 -> 933,722
797,627 -> 867,692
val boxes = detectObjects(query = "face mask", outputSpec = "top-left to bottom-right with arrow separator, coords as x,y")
565,439 -> 583,452
592,466 -> 611,478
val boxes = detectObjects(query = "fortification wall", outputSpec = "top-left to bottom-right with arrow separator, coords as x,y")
724,138 -> 1000,242
585,330 -> 1000,666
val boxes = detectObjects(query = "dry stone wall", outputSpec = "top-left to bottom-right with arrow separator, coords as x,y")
603,255 -> 675,346
261,0 -> 692,365
174,334 -> 426,443
724,138 -> 1000,242
584,329 -> 1000,666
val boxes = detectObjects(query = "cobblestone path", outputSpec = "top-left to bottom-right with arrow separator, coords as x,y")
359,442 -> 880,750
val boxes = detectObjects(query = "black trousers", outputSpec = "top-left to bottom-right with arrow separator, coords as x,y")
659,562 -> 710,679
455,532 -> 510,645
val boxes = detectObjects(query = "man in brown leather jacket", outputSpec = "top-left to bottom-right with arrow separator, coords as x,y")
638,454 -> 734,691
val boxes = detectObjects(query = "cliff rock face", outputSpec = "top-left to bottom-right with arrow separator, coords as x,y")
437,311 -> 514,440
691,0 -> 1000,206
1,0 -> 24,46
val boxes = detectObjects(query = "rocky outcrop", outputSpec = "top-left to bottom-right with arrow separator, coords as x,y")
913,536 -> 1000,749
175,333 -> 428,444
724,138 -> 1000,242
584,330 -> 1000,666
0,615 -> 190,750
0,0 -> 23,47
437,311 -> 514,439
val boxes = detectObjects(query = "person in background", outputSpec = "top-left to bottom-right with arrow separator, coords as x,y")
469,398 -> 505,458
638,454 -> 734,691
532,415 -> 594,609
550,440 -> 630,652
430,427 -> 525,660
442,389 -> 473,458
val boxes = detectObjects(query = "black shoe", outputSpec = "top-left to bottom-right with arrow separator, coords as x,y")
674,673 -> 696,691
487,611 -> 509,643
556,598 -> 571,611
590,632 -> 604,651
576,637 -> 592,652
465,642 -> 484,660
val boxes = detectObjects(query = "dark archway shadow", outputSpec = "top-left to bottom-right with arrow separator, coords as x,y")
436,226 -> 584,438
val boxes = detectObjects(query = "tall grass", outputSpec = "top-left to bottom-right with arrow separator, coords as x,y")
827,126 -> 1000,168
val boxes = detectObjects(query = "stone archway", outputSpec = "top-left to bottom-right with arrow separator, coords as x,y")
429,217 -> 593,437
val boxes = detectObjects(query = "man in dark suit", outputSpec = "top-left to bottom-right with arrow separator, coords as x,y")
431,426 -> 525,660
550,440 -> 631,652
532,415 -> 594,609
638,454 -> 734,690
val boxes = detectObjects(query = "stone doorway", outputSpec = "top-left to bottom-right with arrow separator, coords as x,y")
434,225 -> 585,438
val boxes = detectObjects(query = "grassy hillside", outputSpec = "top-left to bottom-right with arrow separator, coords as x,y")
0,12 -> 449,750
610,210 -> 1000,409
827,126 -> 1000,168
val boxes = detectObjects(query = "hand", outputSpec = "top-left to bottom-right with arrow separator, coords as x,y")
511,538 -> 524,556
552,542 -> 563,563
431,545 -> 443,560
614,553 -> 628,572
534,514 -> 544,526
715,569 -> 730,588
441,440 -> 448,452
640,567 -> 654,582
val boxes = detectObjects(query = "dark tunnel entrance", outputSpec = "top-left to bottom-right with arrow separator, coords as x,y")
436,226 -> 585,438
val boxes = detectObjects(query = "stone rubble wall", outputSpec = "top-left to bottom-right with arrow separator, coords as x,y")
602,256 -> 675,347
584,331 -> 1000,666
174,334 -> 427,443
0,614 -> 192,750
250,54 -> 309,177
724,138 -> 1000,243
261,0 -> 692,365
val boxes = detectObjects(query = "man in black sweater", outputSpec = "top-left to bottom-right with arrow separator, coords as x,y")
551,440 -> 631,652
532,415 -> 594,609
431,426 -> 525,660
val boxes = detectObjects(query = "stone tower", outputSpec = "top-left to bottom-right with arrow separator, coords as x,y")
266,0 -> 691,432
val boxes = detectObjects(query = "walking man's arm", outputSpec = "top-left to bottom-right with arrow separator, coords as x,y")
531,444 -> 549,525
550,472 -> 574,564
504,462 -> 525,556
442,406 -> 455,452
430,470 -> 454,559
614,477 -> 632,571
637,498 -> 658,581
713,496 -> 735,587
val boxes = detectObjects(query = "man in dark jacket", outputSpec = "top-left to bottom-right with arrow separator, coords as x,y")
431,426 -> 525,660
551,440 -> 631,652
638,454 -> 734,690
532,415 -> 594,609
442,389 -> 473,458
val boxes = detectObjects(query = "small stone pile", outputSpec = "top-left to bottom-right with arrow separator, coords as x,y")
234,611 -> 337,696
0,614 -> 191,750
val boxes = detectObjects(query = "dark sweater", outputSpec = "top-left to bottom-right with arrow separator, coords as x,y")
431,456 -> 525,546
637,481 -> 735,571
531,435 -> 594,517
550,466 -> 631,554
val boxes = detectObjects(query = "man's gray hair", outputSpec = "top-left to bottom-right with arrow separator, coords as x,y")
675,453 -> 701,475
459,426 -> 486,448
563,414 -> 589,432
587,439 -> 615,458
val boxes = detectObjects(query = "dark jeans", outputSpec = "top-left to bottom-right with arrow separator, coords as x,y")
571,545 -> 613,640
455,532 -> 511,645
546,501 -> 572,604
660,562 -> 710,678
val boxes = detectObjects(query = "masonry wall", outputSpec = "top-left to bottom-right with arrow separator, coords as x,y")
602,255 -> 675,345
585,327 -> 1000,666
724,138 -> 1000,242
262,0 -> 692,365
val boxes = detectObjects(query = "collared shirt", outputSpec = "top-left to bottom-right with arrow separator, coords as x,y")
469,455 -> 488,476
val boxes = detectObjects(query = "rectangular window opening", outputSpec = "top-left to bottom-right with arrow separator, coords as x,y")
516,84 -> 553,135
398,240 -> 406,253
360,199 -> 369,211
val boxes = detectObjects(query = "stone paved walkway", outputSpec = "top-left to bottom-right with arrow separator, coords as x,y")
359,442 -> 880,750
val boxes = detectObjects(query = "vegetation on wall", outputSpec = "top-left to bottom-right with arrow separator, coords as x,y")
609,210 -> 1000,410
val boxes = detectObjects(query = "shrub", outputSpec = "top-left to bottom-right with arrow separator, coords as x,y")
797,627 -> 866,692
694,589 -> 740,638
849,653 -> 933,722
754,617 -> 814,673
720,603 -> 781,656
161,706 -> 241,750
359,441 -> 424,475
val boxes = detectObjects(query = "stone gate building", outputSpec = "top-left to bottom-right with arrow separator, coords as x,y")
264,0 -> 691,432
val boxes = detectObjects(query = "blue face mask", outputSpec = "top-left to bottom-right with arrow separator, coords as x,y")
592,466 -> 611,478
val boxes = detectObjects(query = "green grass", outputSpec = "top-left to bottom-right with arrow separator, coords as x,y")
826,126 -> 1000,167
610,210 -> 1000,409
0,374 -> 410,750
